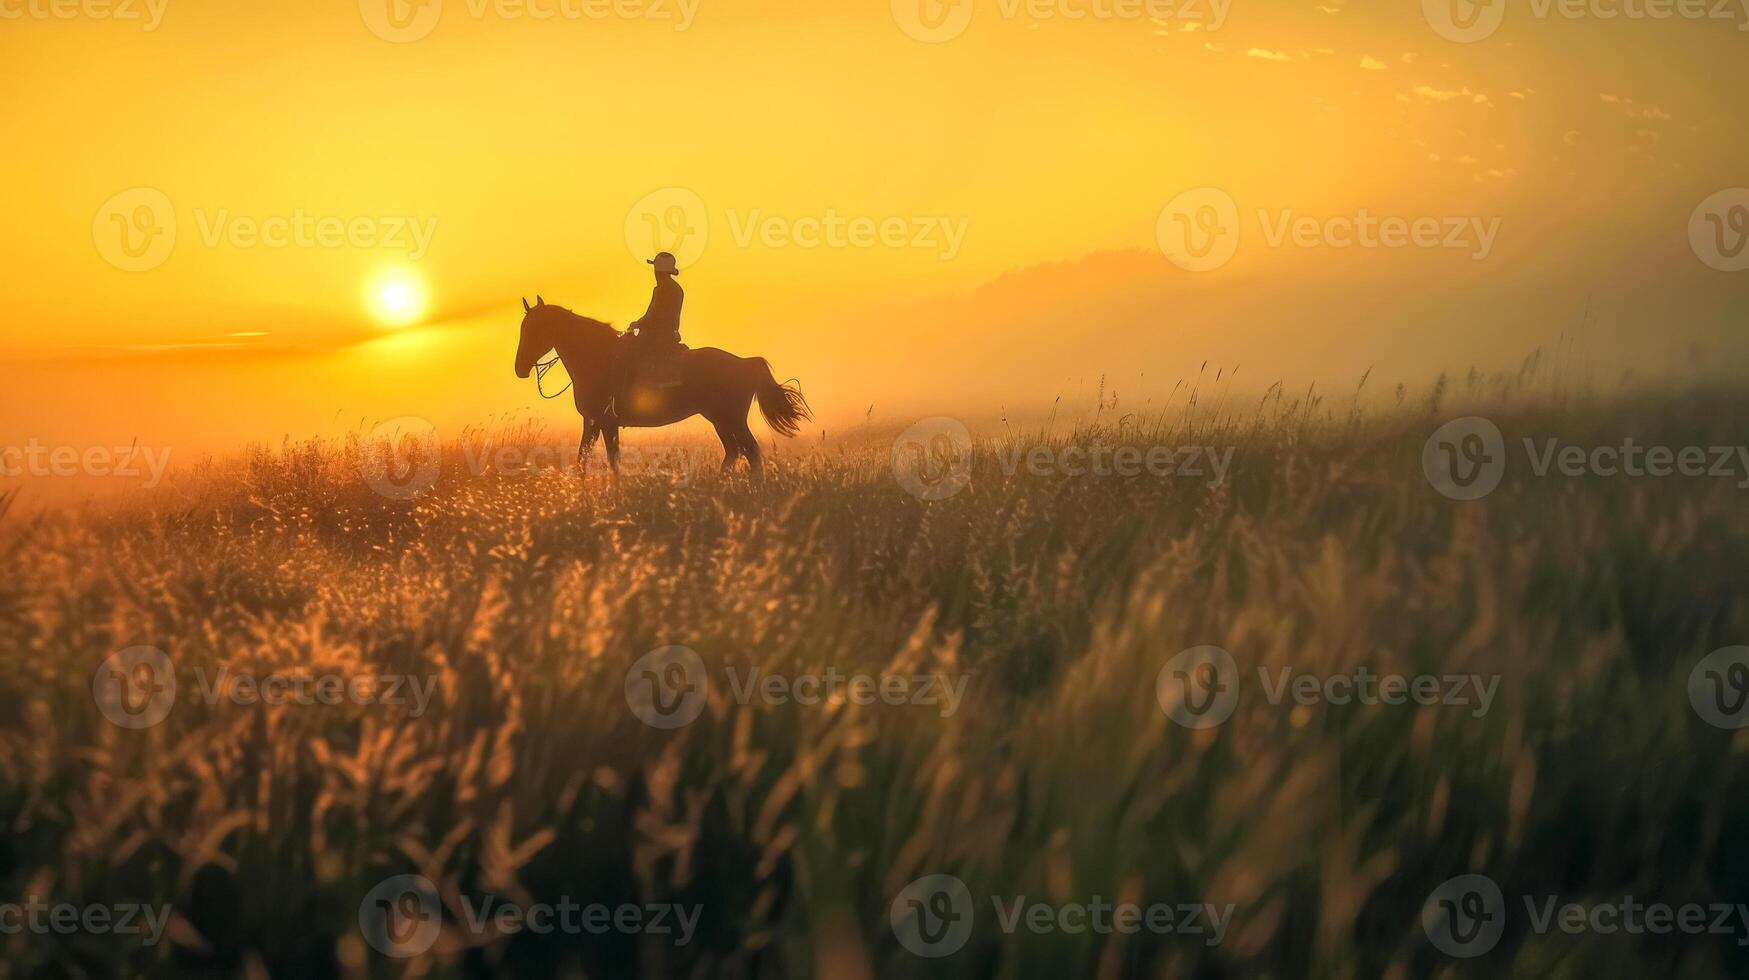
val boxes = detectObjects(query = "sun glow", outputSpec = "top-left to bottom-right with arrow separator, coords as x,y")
366,268 -> 428,327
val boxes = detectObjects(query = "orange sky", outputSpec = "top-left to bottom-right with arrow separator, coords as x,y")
3,0 -> 1747,454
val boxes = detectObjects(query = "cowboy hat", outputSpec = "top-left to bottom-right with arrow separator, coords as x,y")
647,252 -> 679,275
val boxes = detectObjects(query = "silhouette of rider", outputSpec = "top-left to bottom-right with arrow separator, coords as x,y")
629,252 -> 683,344
608,252 -> 685,419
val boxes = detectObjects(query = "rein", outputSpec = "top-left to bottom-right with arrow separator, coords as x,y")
534,355 -> 571,399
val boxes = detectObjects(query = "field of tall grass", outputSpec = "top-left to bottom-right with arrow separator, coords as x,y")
3,378 -> 1747,978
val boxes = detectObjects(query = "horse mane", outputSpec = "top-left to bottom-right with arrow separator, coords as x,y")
541,304 -> 618,337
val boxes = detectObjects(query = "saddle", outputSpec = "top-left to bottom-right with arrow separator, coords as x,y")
626,338 -> 687,390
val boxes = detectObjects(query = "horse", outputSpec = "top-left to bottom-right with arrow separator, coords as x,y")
512,296 -> 811,474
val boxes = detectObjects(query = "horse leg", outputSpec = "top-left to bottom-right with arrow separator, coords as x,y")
734,416 -> 762,474
603,425 -> 622,475
710,419 -> 743,473
578,419 -> 601,473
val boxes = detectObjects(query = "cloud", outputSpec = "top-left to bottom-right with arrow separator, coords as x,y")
1360,55 -> 1387,70
1204,41 -> 1227,52
1401,53 -> 1416,64
1247,48 -> 1291,61
1408,85 -> 1492,106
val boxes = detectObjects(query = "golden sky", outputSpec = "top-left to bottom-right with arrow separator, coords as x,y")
3,0 -> 1747,450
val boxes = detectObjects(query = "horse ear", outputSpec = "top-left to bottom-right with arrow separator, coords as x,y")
521,297 -> 531,314
536,294 -> 545,307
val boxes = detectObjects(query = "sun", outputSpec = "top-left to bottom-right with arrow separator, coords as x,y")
366,267 -> 428,327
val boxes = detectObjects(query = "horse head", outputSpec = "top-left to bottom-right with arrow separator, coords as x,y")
514,295 -> 552,378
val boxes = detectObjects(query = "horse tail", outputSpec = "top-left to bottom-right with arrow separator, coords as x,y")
748,357 -> 812,438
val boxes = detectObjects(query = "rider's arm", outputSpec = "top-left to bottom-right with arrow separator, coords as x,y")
630,286 -> 660,332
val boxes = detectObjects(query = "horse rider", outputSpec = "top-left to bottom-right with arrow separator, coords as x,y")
629,251 -> 683,345
608,252 -> 685,417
